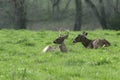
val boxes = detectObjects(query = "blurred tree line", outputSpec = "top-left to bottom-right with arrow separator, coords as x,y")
0,0 -> 120,30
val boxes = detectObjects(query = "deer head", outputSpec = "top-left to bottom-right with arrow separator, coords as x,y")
73,32 -> 88,43
53,31 -> 69,44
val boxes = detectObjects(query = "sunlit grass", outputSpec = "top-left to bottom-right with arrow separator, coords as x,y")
0,29 -> 120,80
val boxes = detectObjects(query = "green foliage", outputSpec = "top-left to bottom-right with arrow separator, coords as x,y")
0,29 -> 120,80
108,14 -> 120,30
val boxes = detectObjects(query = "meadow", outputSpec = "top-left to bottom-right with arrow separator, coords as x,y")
0,29 -> 120,80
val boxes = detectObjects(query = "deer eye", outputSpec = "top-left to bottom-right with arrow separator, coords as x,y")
56,39 -> 59,41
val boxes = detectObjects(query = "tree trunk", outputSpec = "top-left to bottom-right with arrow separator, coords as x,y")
105,0 -> 114,18
62,0 -> 71,16
74,0 -> 82,31
13,0 -> 26,29
115,0 -> 119,14
51,0 -> 61,19
99,0 -> 107,29
85,0 -> 108,29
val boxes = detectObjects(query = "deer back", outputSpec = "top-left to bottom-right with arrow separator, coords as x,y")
91,39 -> 111,49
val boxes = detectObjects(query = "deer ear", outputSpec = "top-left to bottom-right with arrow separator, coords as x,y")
63,34 -> 69,39
82,32 -> 88,36
85,33 -> 88,36
63,30 -> 69,39
78,34 -> 81,36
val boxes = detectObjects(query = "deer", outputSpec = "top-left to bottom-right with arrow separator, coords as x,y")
73,32 -> 111,49
43,31 -> 69,52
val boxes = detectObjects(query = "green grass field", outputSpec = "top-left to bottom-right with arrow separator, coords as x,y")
0,29 -> 120,80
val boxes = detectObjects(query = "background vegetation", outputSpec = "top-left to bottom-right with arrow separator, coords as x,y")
0,0 -> 120,30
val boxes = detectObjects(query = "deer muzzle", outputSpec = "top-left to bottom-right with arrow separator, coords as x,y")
53,41 -> 57,43
73,40 -> 77,43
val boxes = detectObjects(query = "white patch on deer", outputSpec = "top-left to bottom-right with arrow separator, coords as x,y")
43,45 -> 52,52
42,45 -> 60,53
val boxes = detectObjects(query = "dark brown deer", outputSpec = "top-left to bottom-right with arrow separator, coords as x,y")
43,31 -> 69,52
73,32 -> 110,49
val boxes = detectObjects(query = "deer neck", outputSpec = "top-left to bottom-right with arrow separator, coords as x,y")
59,42 -> 67,52
81,38 -> 92,48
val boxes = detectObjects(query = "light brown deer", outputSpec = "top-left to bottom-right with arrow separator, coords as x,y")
73,32 -> 111,49
43,31 -> 69,52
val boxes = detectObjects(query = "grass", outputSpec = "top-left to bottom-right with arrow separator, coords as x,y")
0,29 -> 120,80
